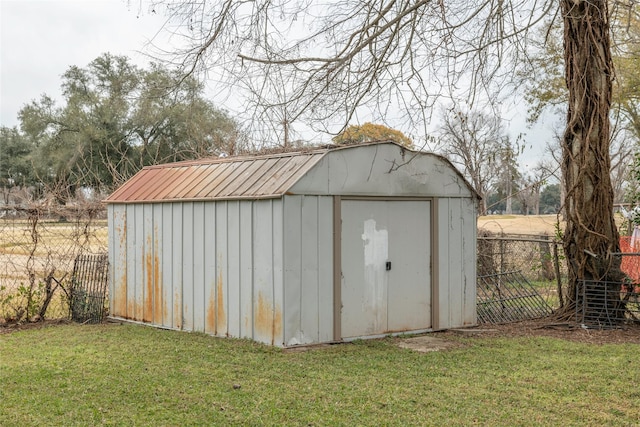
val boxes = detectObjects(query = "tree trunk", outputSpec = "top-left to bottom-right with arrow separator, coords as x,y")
560,0 -> 625,322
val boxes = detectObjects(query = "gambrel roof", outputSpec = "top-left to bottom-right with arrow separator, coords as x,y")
105,141 -> 478,203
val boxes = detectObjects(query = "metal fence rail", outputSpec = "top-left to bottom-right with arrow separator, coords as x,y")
576,279 -> 640,328
478,233 -> 565,311
477,271 -> 553,324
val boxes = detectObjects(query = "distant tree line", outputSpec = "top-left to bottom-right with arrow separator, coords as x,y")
0,53 -> 246,207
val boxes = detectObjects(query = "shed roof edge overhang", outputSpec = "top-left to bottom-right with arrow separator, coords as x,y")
105,194 -> 286,205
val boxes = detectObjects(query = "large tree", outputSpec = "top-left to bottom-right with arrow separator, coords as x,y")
19,53 -> 245,199
523,6 -> 638,206
0,126 -> 34,205
148,0 -> 627,320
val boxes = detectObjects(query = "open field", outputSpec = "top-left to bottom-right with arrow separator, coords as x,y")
478,214 -> 564,236
0,219 -> 108,320
1,322 -> 639,426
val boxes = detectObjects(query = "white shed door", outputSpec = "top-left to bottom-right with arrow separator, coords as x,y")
341,200 -> 431,339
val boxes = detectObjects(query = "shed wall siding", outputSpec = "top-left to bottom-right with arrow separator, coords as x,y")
282,195 -> 334,346
108,199 -> 286,346
436,197 -> 477,329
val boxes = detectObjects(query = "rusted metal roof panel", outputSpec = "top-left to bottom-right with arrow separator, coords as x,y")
105,151 -> 326,203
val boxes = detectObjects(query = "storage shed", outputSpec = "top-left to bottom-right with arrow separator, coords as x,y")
105,141 -> 478,346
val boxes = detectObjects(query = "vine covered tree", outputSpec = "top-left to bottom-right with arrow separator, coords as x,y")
522,5 -> 638,206
147,0 -> 629,321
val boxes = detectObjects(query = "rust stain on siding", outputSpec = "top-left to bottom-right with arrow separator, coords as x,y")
114,214 -> 128,318
273,303 -> 282,343
206,282 -> 216,333
116,270 -> 128,318
254,292 -> 283,345
216,270 -> 226,335
174,291 -> 182,329
144,244 -> 153,323
133,300 -> 142,322
153,227 -> 162,325
153,259 -> 161,324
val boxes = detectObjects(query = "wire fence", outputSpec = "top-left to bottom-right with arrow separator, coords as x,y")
0,203 -> 107,323
477,232 -> 566,313
576,279 -> 640,328
3,211 -> 638,327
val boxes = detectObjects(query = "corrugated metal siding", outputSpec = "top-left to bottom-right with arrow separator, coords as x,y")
282,195 -> 334,346
436,197 -> 478,329
108,199 -> 286,346
105,152 -> 325,203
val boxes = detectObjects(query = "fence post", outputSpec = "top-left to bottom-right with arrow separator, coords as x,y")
552,241 -> 564,309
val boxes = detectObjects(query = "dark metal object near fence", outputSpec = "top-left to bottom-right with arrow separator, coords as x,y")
576,279 -> 640,328
477,271 -> 553,324
69,253 -> 109,323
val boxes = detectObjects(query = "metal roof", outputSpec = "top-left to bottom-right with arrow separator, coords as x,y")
105,149 -> 327,203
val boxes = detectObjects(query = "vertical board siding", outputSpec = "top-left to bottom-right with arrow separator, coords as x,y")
192,202 -> 206,331
317,196 -> 334,343
283,195 -> 333,346
151,204 -> 163,326
272,199 -> 285,346
239,202 -> 253,338
437,198 -> 451,328
109,205 -> 128,319
215,202 -> 229,336
447,198 -> 464,328
142,204 -> 154,323
204,203 -> 217,334
283,196 -> 303,345
172,204 -> 183,329
109,205 -> 127,317
436,197 -> 476,329
109,194 -> 473,344
182,202 -> 194,331
135,206 -> 145,321
161,203 -> 174,329
125,206 -> 137,320
253,201 -> 278,345
301,196 -> 320,342
462,197 -> 478,325
227,201 -> 242,338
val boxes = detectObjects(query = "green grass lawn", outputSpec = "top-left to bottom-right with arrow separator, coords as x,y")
1,323 -> 639,426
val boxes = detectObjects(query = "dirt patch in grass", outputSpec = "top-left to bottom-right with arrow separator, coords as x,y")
392,320 -> 640,353
0,318 -> 71,334
444,319 -> 640,345
396,335 -> 463,352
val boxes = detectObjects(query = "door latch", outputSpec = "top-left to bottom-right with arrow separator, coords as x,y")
386,261 -> 392,271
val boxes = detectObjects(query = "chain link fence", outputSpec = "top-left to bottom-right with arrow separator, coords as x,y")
0,203 -> 108,324
477,231 -> 567,319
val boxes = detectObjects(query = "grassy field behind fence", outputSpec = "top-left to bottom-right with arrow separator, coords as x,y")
0,323 -> 639,426
0,216 -> 108,321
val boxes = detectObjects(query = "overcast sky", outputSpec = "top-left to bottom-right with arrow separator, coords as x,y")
0,0 -> 168,128
0,0 -> 554,169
